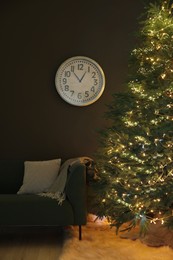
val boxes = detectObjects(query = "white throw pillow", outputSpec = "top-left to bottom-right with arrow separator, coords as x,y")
17,159 -> 61,194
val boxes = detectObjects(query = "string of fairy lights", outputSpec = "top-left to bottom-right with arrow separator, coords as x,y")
101,0 -> 173,228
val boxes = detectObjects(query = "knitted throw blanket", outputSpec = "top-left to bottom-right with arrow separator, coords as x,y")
38,157 -> 94,205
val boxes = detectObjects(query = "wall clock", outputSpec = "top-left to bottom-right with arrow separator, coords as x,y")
55,56 -> 105,106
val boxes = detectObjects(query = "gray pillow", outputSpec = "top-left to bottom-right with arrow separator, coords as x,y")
17,159 -> 61,194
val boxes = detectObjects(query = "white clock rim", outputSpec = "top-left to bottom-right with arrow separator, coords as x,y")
55,56 -> 105,106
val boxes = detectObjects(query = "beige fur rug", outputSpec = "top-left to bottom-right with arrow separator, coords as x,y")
60,215 -> 173,260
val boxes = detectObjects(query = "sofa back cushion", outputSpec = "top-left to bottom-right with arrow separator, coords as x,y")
0,160 -> 24,194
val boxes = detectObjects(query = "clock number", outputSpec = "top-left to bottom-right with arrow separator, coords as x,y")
85,91 -> 89,97
70,90 -> 74,96
65,71 -> 71,77
77,93 -> 82,99
64,85 -> 69,91
91,86 -> 95,92
63,78 -> 67,84
78,64 -> 83,70
94,79 -> 98,85
71,66 -> 74,72
92,72 -> 96,78
88,66 -> 90,73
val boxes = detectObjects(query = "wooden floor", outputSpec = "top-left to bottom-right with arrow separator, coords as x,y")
0,227 -> 65,260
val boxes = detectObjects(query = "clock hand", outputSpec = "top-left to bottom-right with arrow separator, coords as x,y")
79,72 -> 86,82
73,72 -> 80,82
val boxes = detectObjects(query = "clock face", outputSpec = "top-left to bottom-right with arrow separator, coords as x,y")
55,56 -> 105,106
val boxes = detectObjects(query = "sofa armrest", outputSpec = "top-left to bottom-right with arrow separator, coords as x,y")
65,163 -> 87,225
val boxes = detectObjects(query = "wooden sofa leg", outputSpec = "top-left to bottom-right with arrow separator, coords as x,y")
79,225 -> 82,240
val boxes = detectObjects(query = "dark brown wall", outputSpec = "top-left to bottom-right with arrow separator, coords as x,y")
0,0 -> 145,160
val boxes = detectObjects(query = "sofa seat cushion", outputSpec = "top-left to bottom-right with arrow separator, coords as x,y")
0,194 -> 74,226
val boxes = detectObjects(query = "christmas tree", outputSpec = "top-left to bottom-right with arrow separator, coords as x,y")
93,0 -> 173,234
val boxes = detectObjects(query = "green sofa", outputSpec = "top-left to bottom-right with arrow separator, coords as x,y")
0,160 -> 87,240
